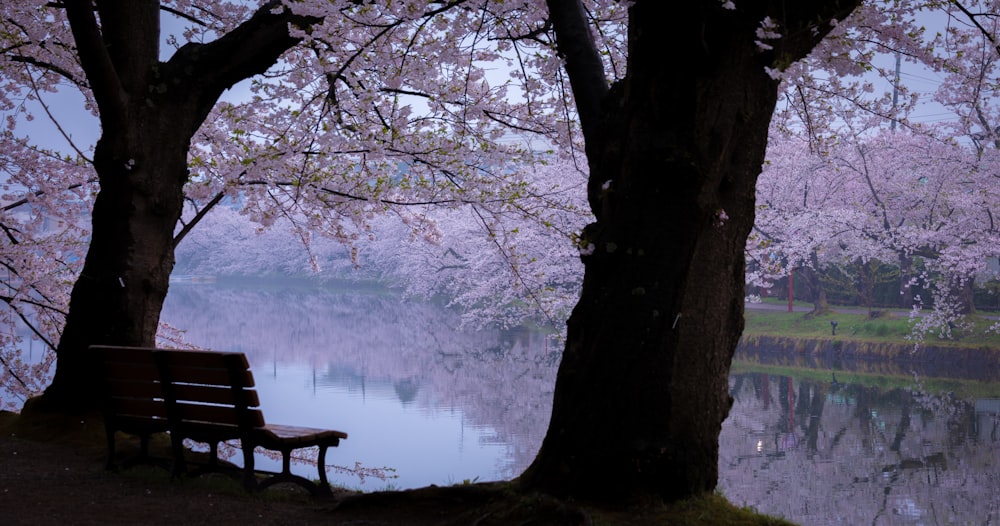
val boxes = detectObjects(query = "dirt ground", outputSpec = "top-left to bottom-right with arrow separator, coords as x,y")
0,411 -> 594,526
1,432 -> 335,526
0,435 -> 591,525
0,410 -> 794,526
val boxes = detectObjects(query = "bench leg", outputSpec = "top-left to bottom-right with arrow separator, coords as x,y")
316,445 -> 330,488
169,434 -> 187,479
104,426 -> 170,472
241,442 -> 258,492
104,424 -> 117,471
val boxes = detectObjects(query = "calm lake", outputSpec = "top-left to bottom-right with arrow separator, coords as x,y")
158,279 -> 1000,525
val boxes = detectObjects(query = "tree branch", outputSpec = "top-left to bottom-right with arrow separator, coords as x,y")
165,0 -> 322,127
159,4 -> 209,28
174,191 -> 226,248
544,0 -> 609,143
27,75 -> 93,159
2,178 -> 98,213
951,0 -> 1000,56
7,55 -> 86,87
62,0 -> 127,127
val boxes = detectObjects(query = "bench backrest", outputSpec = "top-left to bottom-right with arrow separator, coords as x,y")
98,345 -> 168,427
97,346 -> 265,431
155,349 -> 266,430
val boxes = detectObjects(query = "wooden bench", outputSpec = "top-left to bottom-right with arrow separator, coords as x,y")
97,345 -> 348,497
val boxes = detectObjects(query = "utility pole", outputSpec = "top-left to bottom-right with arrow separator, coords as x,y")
891,51 -> 901,130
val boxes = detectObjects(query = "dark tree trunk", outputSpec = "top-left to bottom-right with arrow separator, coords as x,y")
39,0 -> 316,412
522,0 -> 860,502
801,262 -> 830,317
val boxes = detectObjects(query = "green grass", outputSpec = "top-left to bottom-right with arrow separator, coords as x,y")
743,307 -> 1000,348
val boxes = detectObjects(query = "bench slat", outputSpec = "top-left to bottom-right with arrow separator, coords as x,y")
160,365 -> 253,387
160,365 -> 255,388
173,402 -> 265,428
256,424 -> 347,448
171,383 -> 261,408
157,349 -> 255,387
156,349 -> 250,369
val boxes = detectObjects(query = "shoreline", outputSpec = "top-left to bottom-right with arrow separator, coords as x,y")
737,333 -> 1000,381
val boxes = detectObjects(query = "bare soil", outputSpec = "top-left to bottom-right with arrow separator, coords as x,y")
0,410 -> 794,526
0,411 -> 590,525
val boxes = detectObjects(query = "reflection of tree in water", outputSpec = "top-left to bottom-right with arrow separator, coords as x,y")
721,371 -> 998,525
393,378 -> 420,405
161,282 -> 559,479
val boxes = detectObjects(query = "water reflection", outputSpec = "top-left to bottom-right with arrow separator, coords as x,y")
162,281 -> 1000,524
720,367 -> 1000,525
160,280 -> 558,489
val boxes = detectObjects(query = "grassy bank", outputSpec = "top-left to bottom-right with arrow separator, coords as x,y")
744,305 -> 1000,349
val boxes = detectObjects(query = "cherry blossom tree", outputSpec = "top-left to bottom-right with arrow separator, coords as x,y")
7,0 -> 332,411
366,153 -> 590,330
749,132 -> 863,313
522,0 -> 991,501
755,128 -> 995,317
173,204 -> 362,278
172,151 -> 590,333
515,0 -> 867,501
1,0 -> 566,412
0,32 -> 94,409
747,0 -> 942,312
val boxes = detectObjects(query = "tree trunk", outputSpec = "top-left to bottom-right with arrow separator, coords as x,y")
812,286 -> 830,316
522,0 -> 860,502
42,113 -> 193,411
801,263 -> 830,318
38,0 -> 315,412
